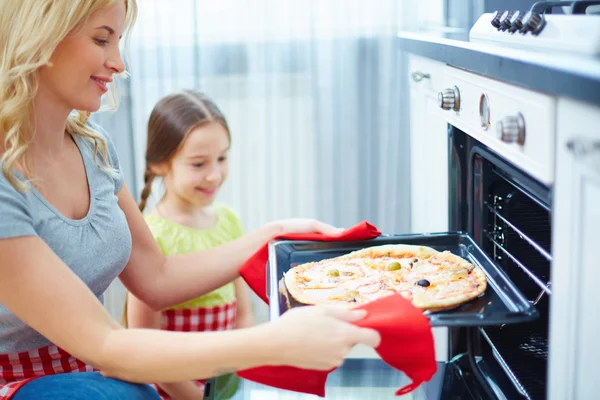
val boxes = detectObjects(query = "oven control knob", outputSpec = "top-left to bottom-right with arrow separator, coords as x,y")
521,11 -> 546,35
497,113 -> 526,145
499,11 -> 514,31
509,11 -> 525,33
490,11 -> 502,29
438,86 -> 461,112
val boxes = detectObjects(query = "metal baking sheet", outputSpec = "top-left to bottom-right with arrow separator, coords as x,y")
267,231 -> 539,327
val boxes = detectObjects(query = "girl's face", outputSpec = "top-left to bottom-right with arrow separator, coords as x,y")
164,122 -> 231,208
37,1 -> 126,113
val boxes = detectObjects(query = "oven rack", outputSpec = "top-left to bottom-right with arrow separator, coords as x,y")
486,204 -> 551,262
480,321 -> 549,400
479,328 -> 531,399
486,204 -> 552,300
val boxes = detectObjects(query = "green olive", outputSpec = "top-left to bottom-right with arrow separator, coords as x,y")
327,268 -> 340,277
387,261 -> 402,271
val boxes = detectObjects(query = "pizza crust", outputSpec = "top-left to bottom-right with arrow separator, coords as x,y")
339,244 -> 440,261
282,244 -> 487,312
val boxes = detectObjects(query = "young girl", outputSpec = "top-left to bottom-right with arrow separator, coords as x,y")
125,90 -> 253,400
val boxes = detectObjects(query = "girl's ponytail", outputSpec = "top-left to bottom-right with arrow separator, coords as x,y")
138,166 -> 155,212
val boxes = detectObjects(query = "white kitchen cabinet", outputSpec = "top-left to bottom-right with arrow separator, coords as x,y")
408,55 -> 448,234
548,98 -> 600,400
407,55 -> 449,363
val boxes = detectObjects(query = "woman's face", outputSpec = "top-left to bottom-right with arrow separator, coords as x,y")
37,1 -> 126,113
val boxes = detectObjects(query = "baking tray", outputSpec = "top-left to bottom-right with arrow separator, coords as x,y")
267,231 -> 539,327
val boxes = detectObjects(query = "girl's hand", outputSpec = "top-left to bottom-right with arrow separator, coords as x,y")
267,219 -> 344,236
268,305 -> 381,370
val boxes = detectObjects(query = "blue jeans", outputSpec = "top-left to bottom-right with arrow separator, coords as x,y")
12,372 -> 160,400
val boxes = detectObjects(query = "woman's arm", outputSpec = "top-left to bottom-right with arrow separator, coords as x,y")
116,185 -> 340,311
126,294 -> 205,399
234,278 -> 254,329
0,235 -> 380,383
0,235 -> 272,381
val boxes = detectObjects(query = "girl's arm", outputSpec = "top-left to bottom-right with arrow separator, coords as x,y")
117,185 -> 340,311
126,294 -> 205,400
233,278 -> 254,329
0,235 -> 380,383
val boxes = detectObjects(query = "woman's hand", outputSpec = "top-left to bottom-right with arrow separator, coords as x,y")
268,306 -> 381,370
267,218 -> 344,236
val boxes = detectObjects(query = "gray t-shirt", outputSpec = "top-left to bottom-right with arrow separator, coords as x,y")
0,124 -> 132,353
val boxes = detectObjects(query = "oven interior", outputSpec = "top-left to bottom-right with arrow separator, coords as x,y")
450,129 -> 552,400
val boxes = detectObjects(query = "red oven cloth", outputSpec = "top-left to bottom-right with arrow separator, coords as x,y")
237,293 -> 437,397
239,220 -> 382,304
237,221 -> 437,396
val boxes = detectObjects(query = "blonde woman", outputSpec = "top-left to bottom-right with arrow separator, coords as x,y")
0,1 -> 380,400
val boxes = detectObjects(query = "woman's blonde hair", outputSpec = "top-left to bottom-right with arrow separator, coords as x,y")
0,0 -> 137,191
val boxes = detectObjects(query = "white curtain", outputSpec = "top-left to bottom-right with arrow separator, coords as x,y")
96,0 -> 444,321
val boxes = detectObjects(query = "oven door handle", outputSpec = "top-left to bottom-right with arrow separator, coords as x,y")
566,138 -> 600,157
566,138 -> 600,171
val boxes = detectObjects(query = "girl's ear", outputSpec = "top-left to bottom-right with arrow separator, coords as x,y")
149,162 -> 169,177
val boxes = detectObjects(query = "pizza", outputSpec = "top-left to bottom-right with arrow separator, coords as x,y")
282,244 -> 487,312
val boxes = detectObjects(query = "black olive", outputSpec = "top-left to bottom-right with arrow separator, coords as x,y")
417,279 -> 430,287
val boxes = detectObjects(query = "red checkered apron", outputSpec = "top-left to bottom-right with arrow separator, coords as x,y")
153,299 -> 238,400
0,345 -> 96,399
0,301 -> 237,400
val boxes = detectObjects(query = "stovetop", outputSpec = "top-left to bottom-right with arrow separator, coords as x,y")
469,1 -> 600,55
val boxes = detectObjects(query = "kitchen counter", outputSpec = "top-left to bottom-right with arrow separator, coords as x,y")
397,31 -> 600,106
229,359 -> 448,400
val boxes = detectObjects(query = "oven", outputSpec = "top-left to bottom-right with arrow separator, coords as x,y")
428,2 -> 600,398
435,63 -> 555,400
445,126 -> 552,400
